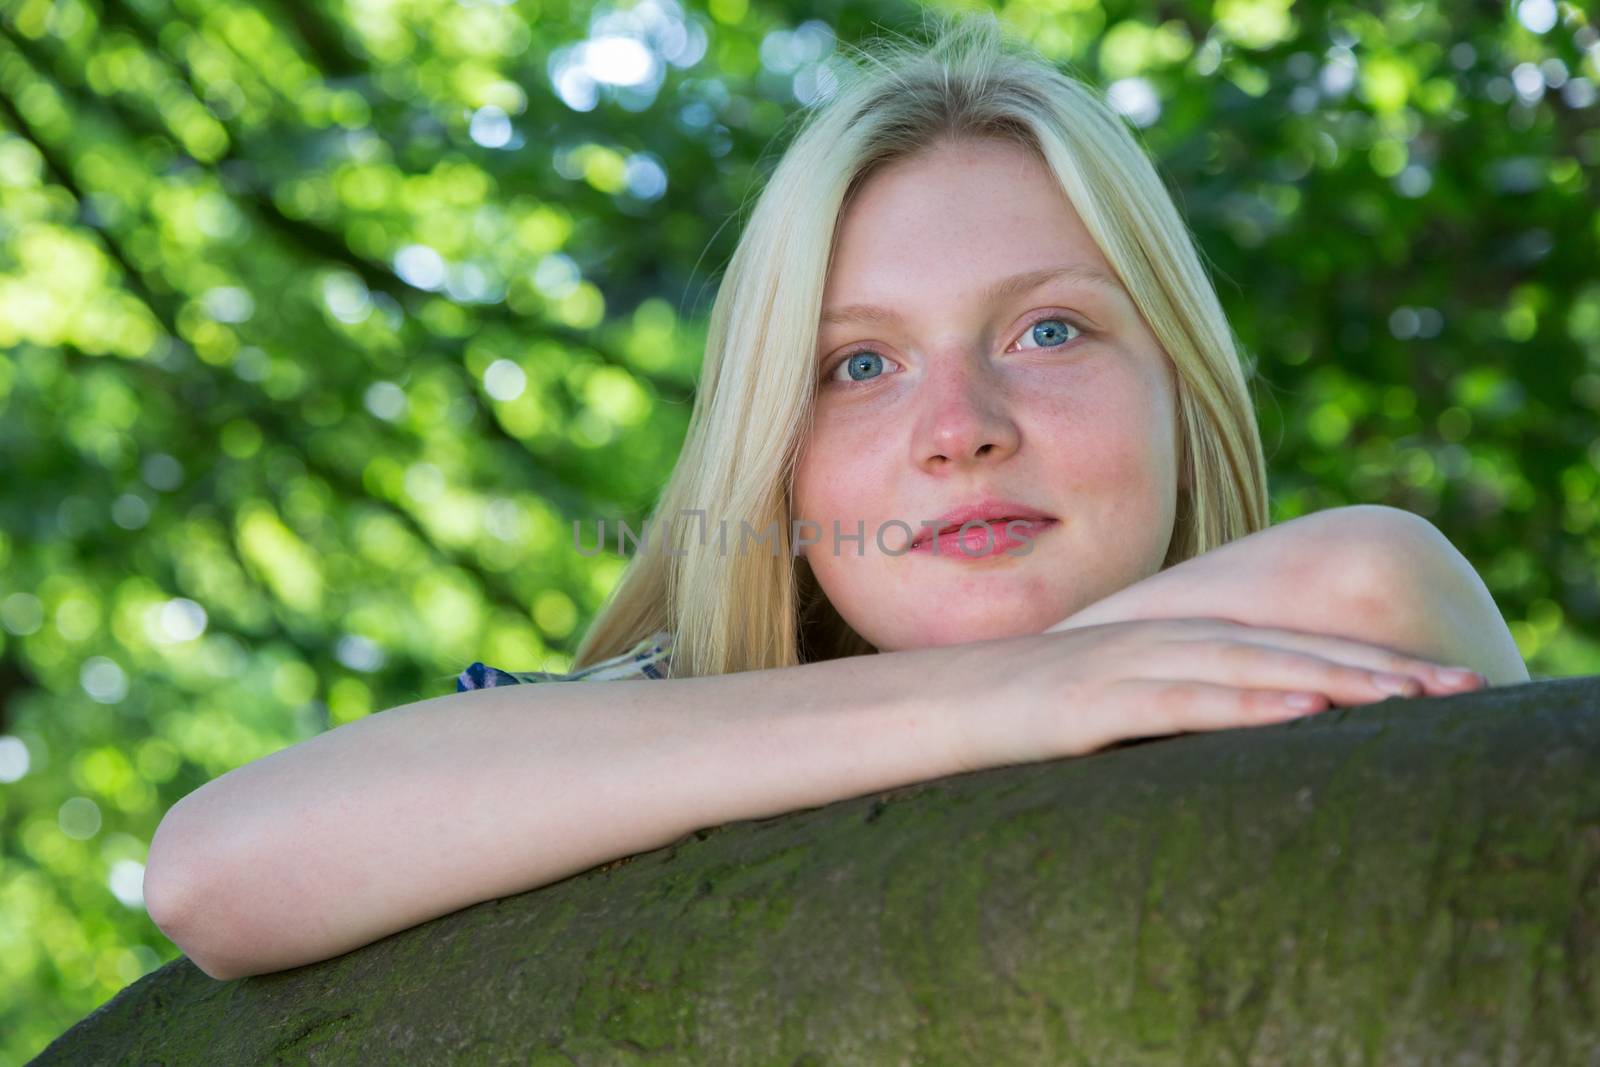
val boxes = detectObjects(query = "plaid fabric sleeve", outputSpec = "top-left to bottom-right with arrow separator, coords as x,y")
456,630 -> 674,692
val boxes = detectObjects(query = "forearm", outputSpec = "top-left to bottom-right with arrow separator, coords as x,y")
1048,507 -> 1529,687
143,647 -> 961,982
1048,513 -> 1326,635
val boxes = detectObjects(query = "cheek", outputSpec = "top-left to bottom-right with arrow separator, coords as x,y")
1028,365 -> 1173,505
792,415 -> 885,522
791,445 -> 827,525
791,431 -> 831,518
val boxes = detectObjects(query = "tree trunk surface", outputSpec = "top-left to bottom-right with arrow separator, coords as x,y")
33,676 -> 1600,1066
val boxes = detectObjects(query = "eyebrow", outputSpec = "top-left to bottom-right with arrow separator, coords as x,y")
819,264 -> 1125,329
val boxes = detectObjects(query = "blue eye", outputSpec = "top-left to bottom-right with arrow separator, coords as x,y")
823,312 -> 1086,387
1026,318 -> 1077,348
842,352 -> 885,382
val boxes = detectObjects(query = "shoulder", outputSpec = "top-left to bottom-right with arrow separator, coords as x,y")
456,630 -> 674,692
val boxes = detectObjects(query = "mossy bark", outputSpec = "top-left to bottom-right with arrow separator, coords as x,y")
35,676 -> 1600,1065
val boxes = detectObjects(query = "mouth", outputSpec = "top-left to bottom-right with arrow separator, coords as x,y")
908,515 -> 1057,551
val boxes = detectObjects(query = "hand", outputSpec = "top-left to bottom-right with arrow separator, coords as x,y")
933,616 -> 1488,772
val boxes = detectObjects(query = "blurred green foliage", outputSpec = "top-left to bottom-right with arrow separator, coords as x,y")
1,0 -> 1597,1060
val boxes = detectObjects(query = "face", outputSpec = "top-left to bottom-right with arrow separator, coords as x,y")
791,136 -> 1183,653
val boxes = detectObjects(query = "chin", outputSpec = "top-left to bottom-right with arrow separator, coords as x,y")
892,614 -> 1044,651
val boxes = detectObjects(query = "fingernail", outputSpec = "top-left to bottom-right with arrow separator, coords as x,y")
1374,673 -> 1419,696
1437,667 -> 1481,687
1285,692 -> 1322,713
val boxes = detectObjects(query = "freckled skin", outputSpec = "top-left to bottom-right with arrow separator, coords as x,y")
791,137 -> 1183,652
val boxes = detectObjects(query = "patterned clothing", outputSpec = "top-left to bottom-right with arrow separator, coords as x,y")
456,630 -> 674,692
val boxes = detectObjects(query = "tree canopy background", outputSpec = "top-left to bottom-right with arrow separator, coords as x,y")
1,0 -> 1596,1061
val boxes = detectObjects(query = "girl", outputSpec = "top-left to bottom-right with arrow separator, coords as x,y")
142,13 -> 1526,982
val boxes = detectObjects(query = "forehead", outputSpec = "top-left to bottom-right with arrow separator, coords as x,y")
821,140 -> 1119,311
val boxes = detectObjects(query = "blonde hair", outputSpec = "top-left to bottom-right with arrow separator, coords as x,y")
573,11 -> 1269,678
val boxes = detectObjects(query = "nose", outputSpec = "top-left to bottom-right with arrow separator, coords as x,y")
911,352 -> 1021,469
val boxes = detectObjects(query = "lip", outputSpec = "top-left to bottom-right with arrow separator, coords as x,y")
908,498 -> 1057,549
909,518 -> 1058,559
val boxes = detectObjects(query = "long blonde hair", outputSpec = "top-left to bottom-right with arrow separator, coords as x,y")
573,11 -> 1268,678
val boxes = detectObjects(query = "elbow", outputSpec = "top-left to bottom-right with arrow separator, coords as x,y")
1312,506 -> 1530,686
143,803 -> 203,952
143,802 -> 249,982
156,902 -> 247,982
1313,507 -> 1439,627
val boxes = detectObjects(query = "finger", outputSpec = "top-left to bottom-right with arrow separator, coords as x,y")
1170,619 -> 1485,696
1115,678 -> 1329,740
1163,640 -> 1431,708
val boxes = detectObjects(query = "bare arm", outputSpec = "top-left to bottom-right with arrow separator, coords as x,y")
145,515 -> 1518,982
143,645 -> 967,981
1049,505 -> 1529,686
1048,509 -> 1345,633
